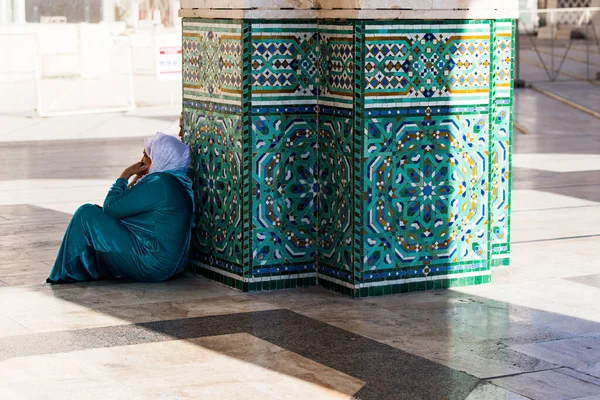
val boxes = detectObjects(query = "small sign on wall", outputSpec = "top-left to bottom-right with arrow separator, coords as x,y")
156,34 -> 181,81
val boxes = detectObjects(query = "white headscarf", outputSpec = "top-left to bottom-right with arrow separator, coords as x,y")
144,132 -> 191,175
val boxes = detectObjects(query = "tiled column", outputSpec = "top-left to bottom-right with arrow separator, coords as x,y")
180,1 -> 518,297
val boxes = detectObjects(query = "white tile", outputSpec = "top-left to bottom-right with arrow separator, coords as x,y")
511,205 -> 600,243
455,279 -> 600,326
513,153 -> 600,173
491,369 -> 600,400
0,353 -> 106,385
0,316 -> 34,338
512,338 -> 600,378
511,189 -> 599,212
493,237 -> 600,285
466,383 -> 530,400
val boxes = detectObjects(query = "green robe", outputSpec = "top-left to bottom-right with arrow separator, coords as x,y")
47,171 -> 194,283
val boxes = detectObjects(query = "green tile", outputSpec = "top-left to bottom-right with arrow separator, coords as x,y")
373,286 -> 384,297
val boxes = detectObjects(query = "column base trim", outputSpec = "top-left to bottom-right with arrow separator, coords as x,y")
188,259 -> 491,297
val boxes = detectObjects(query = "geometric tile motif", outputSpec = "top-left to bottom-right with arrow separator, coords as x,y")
491,19 -> 514,260
318,112 -> 354,272
183,20 -> 243,106
364,22 -> 492,109
491,104 -> 511,258
251,23 -> 319,106
252,114 -> 319,268
494,20 -> 514,98
363,108 -> 490,271
319,23 -> 355,109
184,107 -> 245,271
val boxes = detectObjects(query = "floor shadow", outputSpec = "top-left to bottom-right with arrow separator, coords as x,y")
1,278 -> 599,399
0,308 -> 481,399
3,119 -> 600,399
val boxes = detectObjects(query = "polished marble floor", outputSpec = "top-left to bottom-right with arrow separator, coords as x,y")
1,87 -> 599,399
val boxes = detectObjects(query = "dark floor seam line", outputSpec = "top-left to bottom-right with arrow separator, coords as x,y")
513,233 -> 600,245
481,367 -> 561,381
553,367 -> 600,385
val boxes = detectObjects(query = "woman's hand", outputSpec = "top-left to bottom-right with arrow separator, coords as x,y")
178,114 -> 184,140
120,162 -> 148,181
128,174 -> 142,188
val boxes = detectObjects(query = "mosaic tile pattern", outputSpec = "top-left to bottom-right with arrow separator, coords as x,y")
251,22 -> 319,106
317,22 -> 356,283
182,18 -> 515,296
491,103 -> 511,262
363,22 -> 492,109
319,23 -> 355,109
184,106 -> 245,275
491,20 -> 514,264
362,108 -> 490,273
251,113 -> 319,270
493,20 -> 514,98
182,20 -> 246,280
183,20 -> 243,106
318,111 -> 354,279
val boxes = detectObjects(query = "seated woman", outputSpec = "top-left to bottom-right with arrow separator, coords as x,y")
47,132 -> 194,284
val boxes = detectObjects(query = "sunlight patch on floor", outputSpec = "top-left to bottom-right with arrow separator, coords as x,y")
513,153 -> 600,173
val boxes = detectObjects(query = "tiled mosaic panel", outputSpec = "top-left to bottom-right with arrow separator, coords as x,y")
319,23 -> 355,109
317,22 -> 356,281
183,20 -> 243,107
182,18 -> 514,295
318,111 -> 354,278
363,22 -> 492,109
493,20 -> 514,98
184,106 -> 245,274
251,22 -> 319,106
491,103 -> 512,259
361,107 -> 490,275
251,113 -> 319,271
182,19 -> 247,278
491,19 -> 514,262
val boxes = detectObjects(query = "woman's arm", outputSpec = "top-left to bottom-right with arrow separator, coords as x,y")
103,176 -> 167,219
102,163 -> 165,219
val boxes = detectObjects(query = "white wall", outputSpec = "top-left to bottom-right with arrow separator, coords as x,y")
0,22 -> 129,81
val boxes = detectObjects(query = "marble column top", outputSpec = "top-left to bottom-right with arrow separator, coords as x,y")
180,0 -> 519,19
